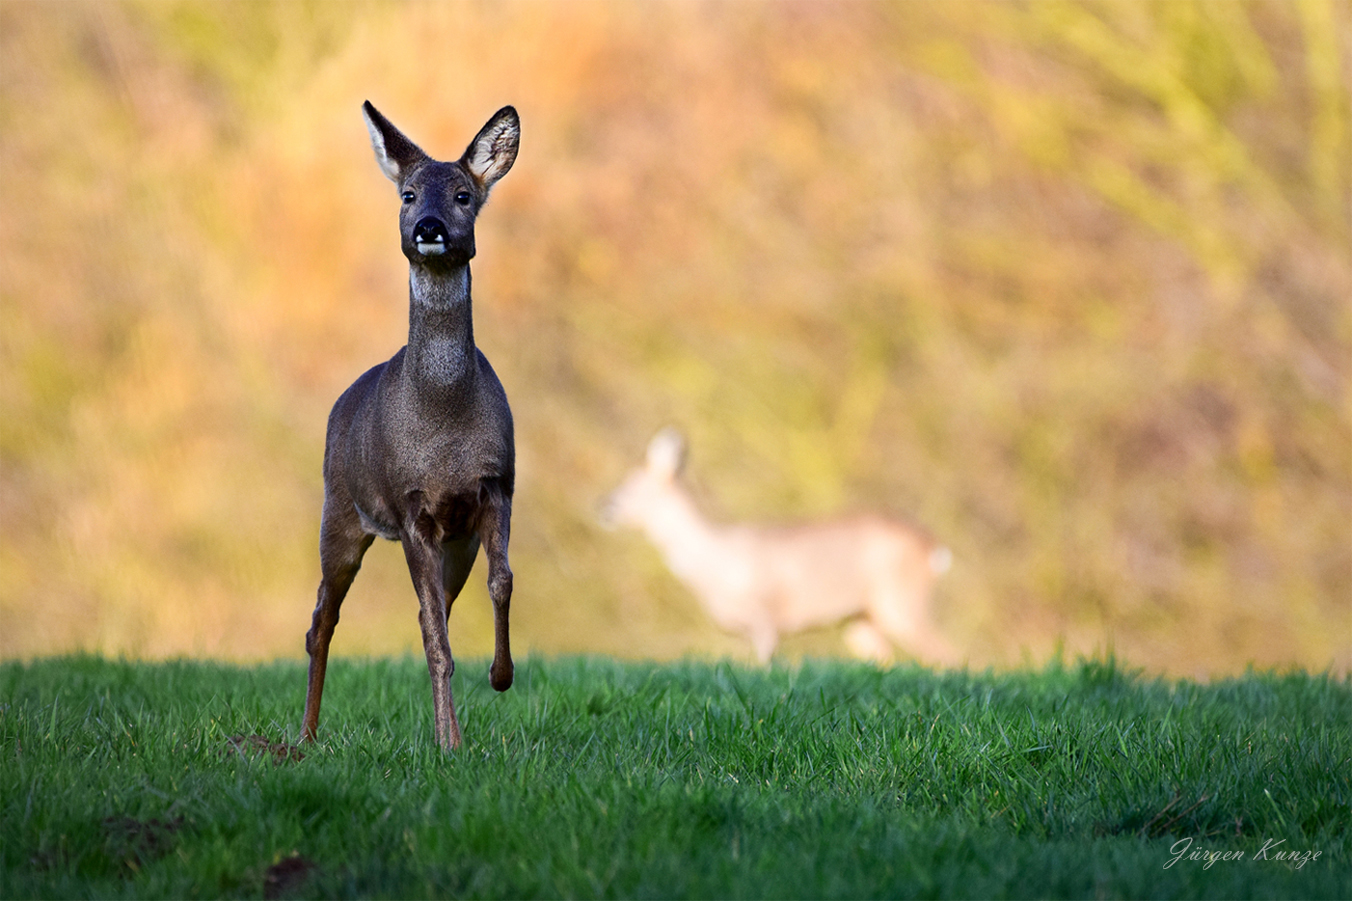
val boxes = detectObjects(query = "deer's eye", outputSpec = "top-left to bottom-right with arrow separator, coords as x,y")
401,191 -> 415,204
454,191 -> 472,206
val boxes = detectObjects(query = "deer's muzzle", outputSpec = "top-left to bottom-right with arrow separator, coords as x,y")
413,216 -> 450,256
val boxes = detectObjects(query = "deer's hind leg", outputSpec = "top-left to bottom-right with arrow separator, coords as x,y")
302,502 -> 374,743
868,584 -> 959,667
441,535 -> 481,619
843,620 -> 894,663
402,494 -> 465,751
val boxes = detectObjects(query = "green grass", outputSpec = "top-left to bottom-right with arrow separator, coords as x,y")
2,655 -> 1348,899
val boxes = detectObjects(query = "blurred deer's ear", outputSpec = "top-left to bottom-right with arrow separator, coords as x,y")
362,101 -> 427,183
646,428 -> 687,479
462,105 -> 520,190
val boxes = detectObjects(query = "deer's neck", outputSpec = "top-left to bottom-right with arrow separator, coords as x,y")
406,264 -> 476,388
642,488 -> 725,588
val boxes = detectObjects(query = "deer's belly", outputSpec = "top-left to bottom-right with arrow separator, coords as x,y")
353,500 -> 401,541
352,485 -> 492,544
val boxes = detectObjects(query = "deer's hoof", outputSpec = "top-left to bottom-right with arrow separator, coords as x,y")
490,660 -> 514,692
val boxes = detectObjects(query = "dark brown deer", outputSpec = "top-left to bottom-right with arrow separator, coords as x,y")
301,102 -> 520,751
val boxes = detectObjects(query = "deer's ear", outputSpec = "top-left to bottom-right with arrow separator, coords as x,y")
362,101 -> 427,183
646,428 -> 686,479
461,106 -> 519,190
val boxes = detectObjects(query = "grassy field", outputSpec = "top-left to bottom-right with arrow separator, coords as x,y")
2,655 -> 1348,899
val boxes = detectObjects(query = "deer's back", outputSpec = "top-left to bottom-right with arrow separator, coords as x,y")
746,516 -> 938,630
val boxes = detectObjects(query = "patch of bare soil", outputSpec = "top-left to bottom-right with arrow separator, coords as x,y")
100,815 -> 184,874
226,733 -> 305,764
264,853 -> 319,899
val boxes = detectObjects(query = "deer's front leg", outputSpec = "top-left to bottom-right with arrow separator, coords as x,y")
401,508 -> 461,751
302,504 -> 374,744
479,480 -> 514,692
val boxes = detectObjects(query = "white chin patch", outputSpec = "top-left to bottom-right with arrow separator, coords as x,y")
417,242 -> 447,256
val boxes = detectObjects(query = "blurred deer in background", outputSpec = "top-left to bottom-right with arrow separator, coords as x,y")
601,429 -> 959,666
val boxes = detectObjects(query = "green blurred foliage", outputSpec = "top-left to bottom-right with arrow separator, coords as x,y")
1,1 -> 1348,674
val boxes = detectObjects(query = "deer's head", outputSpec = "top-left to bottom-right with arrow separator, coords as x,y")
362,101 -> 519,269
599,428 -> 688,530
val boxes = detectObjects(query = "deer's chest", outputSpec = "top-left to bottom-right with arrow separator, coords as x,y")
351,409 -> 512,542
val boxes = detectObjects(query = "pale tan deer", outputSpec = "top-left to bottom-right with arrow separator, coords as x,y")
602,429 -> 959,666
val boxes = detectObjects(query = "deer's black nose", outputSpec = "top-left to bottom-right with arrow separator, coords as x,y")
413,217 -> 449,245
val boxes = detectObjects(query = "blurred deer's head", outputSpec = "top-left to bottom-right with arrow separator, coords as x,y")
599,428 -> 687,530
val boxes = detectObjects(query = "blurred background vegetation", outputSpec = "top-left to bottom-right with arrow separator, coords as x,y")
1,1 -> 1348,676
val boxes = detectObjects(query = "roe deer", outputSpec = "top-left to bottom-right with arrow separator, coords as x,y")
301,101 -> 521,751
602,429 -> 958,666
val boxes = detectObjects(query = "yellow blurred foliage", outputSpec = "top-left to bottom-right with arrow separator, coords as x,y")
1,0 -> 1348,675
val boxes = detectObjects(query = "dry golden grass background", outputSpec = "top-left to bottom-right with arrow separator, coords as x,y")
1,1 -> 1348,676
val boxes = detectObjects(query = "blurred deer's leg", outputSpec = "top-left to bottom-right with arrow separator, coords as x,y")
749,621 -> 778,665
871,586 -> 959,667
844,620 -> 894,663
